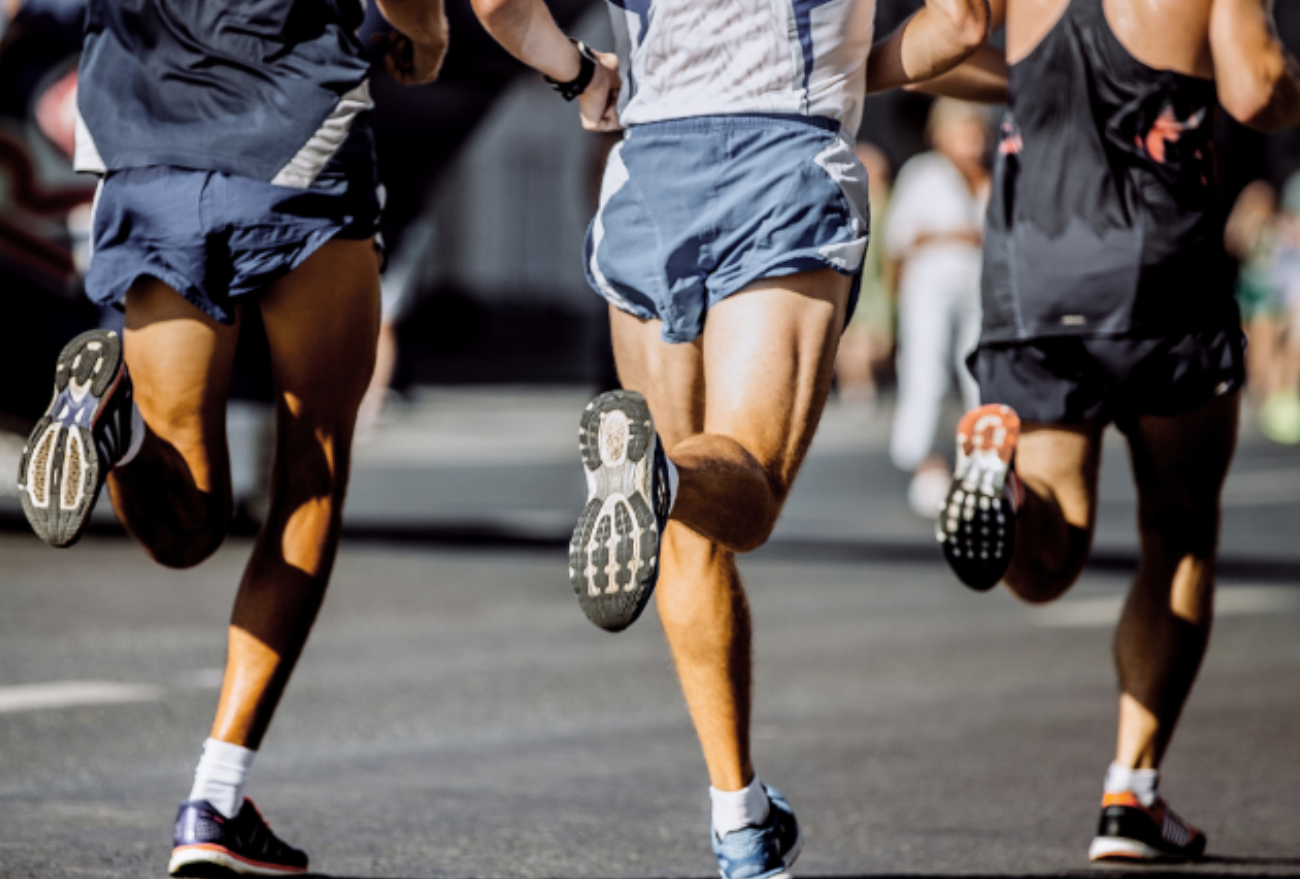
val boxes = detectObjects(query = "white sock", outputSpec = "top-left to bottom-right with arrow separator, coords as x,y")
711,776 -> 770,839
1104,762 -> 1159,807
663,454 -> 679,514
188,738 -> 256,818
116,403 -> 145,467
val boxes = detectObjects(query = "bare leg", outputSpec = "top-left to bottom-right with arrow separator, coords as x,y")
210,239 -> 380,748
1002,423 -> 1102,603
612,268 -> 850,790
109,279 -> 240,568
1114,392 -> 1238,768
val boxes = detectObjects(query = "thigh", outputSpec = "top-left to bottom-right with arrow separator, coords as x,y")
1017,421 -> 1104,532
700,267 -> 851,492
123,277 -> 240,495
1127,391 -> 1239,536
609,304 -> 706,450
259,238 -> 381,431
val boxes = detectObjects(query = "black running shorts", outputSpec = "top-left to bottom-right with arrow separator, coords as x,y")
968,325 -> 1245,431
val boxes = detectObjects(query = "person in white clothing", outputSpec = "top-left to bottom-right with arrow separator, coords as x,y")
885,99 -> 990,516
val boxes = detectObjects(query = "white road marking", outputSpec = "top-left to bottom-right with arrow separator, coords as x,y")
1033,586 -> 1300,628
0,681 -> 165,714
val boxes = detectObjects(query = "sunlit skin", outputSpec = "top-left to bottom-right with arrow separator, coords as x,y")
611,269 -> 850,791
110,239 -> 381,750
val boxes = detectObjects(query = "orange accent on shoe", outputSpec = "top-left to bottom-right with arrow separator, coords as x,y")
1102,791 -> 1143,809
956,404 -> 1021,465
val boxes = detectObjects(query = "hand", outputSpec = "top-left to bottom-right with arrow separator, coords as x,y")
373,22 -> 449,86
578,51 -> 622,132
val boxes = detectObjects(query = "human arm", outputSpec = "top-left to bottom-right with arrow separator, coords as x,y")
469,0 -> 621,131
905,44 -> 1008,103
1210,0 -> 1300,131
374,0 -> 451,85
867,0 -> 993,94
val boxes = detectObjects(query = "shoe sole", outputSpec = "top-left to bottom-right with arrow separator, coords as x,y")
569,390 -> 662,633
938,405 -> 1020,592
17,330 -> 125,548
169,844 -> 308,876
1088,834 -> 1200,862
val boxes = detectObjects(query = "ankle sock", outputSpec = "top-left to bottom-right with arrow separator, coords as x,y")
189,737 -> 256,818
117,403 -> 145,467
711,775 -> 770,839
663,454 -> 679,514
1104,762 -> 1159,807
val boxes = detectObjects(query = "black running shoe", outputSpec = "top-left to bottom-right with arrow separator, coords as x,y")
1088,791 -> 1207,861
17,329 -> 136,547
570,390 -> 671,632
170,798 -> 308,877
937,404 -> 1022,592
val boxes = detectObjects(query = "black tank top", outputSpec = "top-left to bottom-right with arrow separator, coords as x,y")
980,0 -> 1235,343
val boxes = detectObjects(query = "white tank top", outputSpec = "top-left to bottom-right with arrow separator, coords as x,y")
606,0 -> 876,133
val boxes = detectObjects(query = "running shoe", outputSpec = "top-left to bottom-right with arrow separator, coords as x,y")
570,390 -> 671,632
937,404 -> 1022,592
17,329 -> 136,548
712,785 -> 802,879
1088,791 -> 1207,861
170,798 -> 308,877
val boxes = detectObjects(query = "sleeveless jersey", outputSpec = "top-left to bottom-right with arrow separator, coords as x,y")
75,0 -> 372,189
981,0 -> 1234,343
606,0 -> 876,133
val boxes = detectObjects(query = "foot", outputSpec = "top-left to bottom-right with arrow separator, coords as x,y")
17,329 -> 137,547
1088,792 -> 1207,862
937,404 -> 1022,592
170,798 -> 308,877
712,785 -> 802,879
570,390 -> 670,632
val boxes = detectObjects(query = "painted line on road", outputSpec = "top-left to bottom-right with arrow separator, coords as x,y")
0,681 -> 165,714
1033,585 -> 1300,628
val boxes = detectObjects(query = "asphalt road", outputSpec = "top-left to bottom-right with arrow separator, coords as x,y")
1,393 -> 1299,878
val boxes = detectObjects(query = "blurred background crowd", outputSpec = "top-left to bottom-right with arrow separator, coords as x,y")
4,0 -> 1300,520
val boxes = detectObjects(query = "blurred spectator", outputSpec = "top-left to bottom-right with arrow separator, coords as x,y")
1227,181 -> 1283,402
1248,172 -> 1300,444
834,141 -> 895,410
884,99 -> 990,517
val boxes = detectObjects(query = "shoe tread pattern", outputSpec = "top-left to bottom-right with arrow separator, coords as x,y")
570,390 -> 662,632
17,330 -> 123,548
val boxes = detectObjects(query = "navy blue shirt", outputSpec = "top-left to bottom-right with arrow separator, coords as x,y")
77,0 -> 370,182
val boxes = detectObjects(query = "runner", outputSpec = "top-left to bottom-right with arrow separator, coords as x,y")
932,0 -> 1300,861
469,0 -> 990,875
15,1 -> 447,875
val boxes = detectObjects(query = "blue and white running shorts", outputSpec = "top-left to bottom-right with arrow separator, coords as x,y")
85,120 -> 382,325
585,114 -> 870,344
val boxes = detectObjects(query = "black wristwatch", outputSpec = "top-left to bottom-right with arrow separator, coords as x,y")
544,39 -> 597,101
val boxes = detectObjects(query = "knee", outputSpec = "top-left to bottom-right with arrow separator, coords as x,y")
727,486 -> 783,554
1004,530 -> 1090,604
1137,497 -> 1219,556
145,525 -> 227,570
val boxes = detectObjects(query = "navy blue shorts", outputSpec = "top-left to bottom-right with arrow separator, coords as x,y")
85,120 -> 382,325
585,115 -> 870,344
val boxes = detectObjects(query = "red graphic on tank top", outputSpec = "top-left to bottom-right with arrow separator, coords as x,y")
999,120 -> 1022,156
1137,105 -> 1206,165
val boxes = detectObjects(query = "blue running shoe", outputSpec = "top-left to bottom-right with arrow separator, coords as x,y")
17,329 -> 136,547
570,390 -> 672,632
712,785 -> 803,879
169,798 -> 308,877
